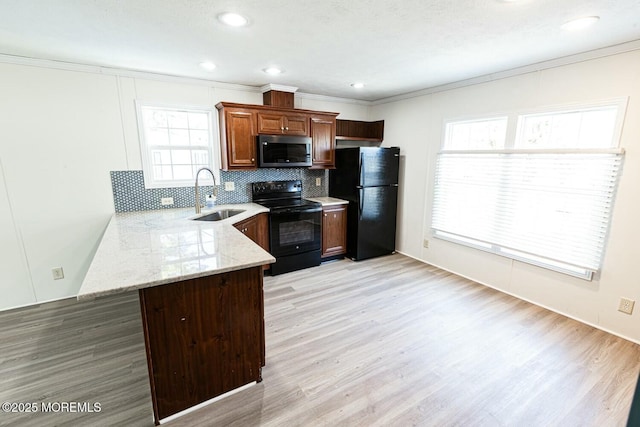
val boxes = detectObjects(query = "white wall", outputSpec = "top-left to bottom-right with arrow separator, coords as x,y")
0,61 -> 369,311
296,93 -> 372,121
0,64 -> 128,307
372,49 -> 640,343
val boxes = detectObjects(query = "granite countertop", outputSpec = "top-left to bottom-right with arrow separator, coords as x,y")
306,197 -> 349,206
77,203 -> 275,301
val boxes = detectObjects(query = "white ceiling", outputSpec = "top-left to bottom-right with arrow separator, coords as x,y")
1,0 -> 639,101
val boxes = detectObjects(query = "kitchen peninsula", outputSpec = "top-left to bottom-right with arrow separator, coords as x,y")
77,203 -> 274,425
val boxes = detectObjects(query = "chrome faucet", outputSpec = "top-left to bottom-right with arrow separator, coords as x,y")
194,167 -> 218,214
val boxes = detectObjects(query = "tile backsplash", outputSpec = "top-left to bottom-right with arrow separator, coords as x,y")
111,169 -> 328,212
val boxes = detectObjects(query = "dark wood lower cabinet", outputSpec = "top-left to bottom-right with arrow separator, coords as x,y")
321,204 -> 347,259
139,266 -> 264,425
234,213 -> 270,271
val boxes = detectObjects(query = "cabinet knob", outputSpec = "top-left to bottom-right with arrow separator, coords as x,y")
251,158 -> 255,161
285,127 -> 289,131
281,127 -> 284,131
324,213 -> 327,217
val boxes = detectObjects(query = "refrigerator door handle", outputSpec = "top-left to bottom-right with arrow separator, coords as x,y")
359,188 -> 364,221
359,153 -> 365,187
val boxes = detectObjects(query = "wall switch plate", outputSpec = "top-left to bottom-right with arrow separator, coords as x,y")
225,182 -> 235,191
160,197 -> 174,206
618,298 -> 635,315
316,177 -> 322,186
52,267 -> 64,280
423,239 -> 429,248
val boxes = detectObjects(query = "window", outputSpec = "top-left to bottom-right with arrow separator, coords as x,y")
445,117 -> 508,150
137,103 -> 218,188
432,101 -> 626,279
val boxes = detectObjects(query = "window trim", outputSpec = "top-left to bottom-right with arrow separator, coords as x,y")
512,97 -> 628,150
434,230 -> 595,279
442,115 -> 509,150
135,101 -> 220,189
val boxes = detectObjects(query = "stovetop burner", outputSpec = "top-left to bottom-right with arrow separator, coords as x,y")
255,198 -> 319,209
251,180 -> 321,212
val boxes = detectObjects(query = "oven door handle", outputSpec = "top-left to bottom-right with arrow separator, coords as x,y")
269,207 -> 322,215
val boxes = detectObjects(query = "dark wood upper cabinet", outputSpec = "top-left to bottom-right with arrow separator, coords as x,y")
310,115 -> 337,168
262,90 -> 294,109
218,106 -> 257,170
257,112 -> 308,136
336,119 -> 384,142
216,102 -> 338,171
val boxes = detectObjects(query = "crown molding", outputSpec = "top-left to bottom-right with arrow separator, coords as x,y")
5,38 -> 639,108
0,54 -> 260,92
372,39 -> 640,105
0,53 -> 370,106
295,91 -> 372,106
260,83 -> 298,93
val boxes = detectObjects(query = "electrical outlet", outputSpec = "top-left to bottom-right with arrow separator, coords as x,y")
423,239 -> 429,248
225,181 -> 235,191
160,197 -> 174,206
618,297 -> 635,315
52,267 -> 64,280
316,177 -> 322,186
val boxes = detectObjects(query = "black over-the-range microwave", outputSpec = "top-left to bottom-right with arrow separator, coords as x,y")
257,134 -> 312,168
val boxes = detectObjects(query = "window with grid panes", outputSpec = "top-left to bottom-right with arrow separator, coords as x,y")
137,103 -> 217,188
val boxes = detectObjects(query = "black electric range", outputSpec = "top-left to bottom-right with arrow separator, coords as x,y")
252,180 -> 322,275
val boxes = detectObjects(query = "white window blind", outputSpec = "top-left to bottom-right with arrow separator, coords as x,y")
432,103 -> 625,279
433,151 -> 623,277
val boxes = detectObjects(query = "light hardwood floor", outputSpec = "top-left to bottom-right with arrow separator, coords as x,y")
1,253 -> 639,426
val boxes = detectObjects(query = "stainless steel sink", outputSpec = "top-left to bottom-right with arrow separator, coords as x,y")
193,209 -> 245,221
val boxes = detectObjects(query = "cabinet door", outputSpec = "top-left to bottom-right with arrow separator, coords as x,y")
139,267 -> 264,424
283,115 -> 309,135
253,213 -> 270,252
235,214 -> 270,270
257,112 -> 309,135
311,116 -> 336,168
223,109 -> 257,169
257,113 -> 285,134
322,205 -> 347,258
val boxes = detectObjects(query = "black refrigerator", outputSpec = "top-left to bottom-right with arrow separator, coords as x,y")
329,147 -> 400,261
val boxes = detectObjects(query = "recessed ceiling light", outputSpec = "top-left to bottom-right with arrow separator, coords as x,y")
351,82 -> 365,89
217,12 -> 249,27
199,61 -> 216,71
561,16 -> 600,31
263,67 -> 283,75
